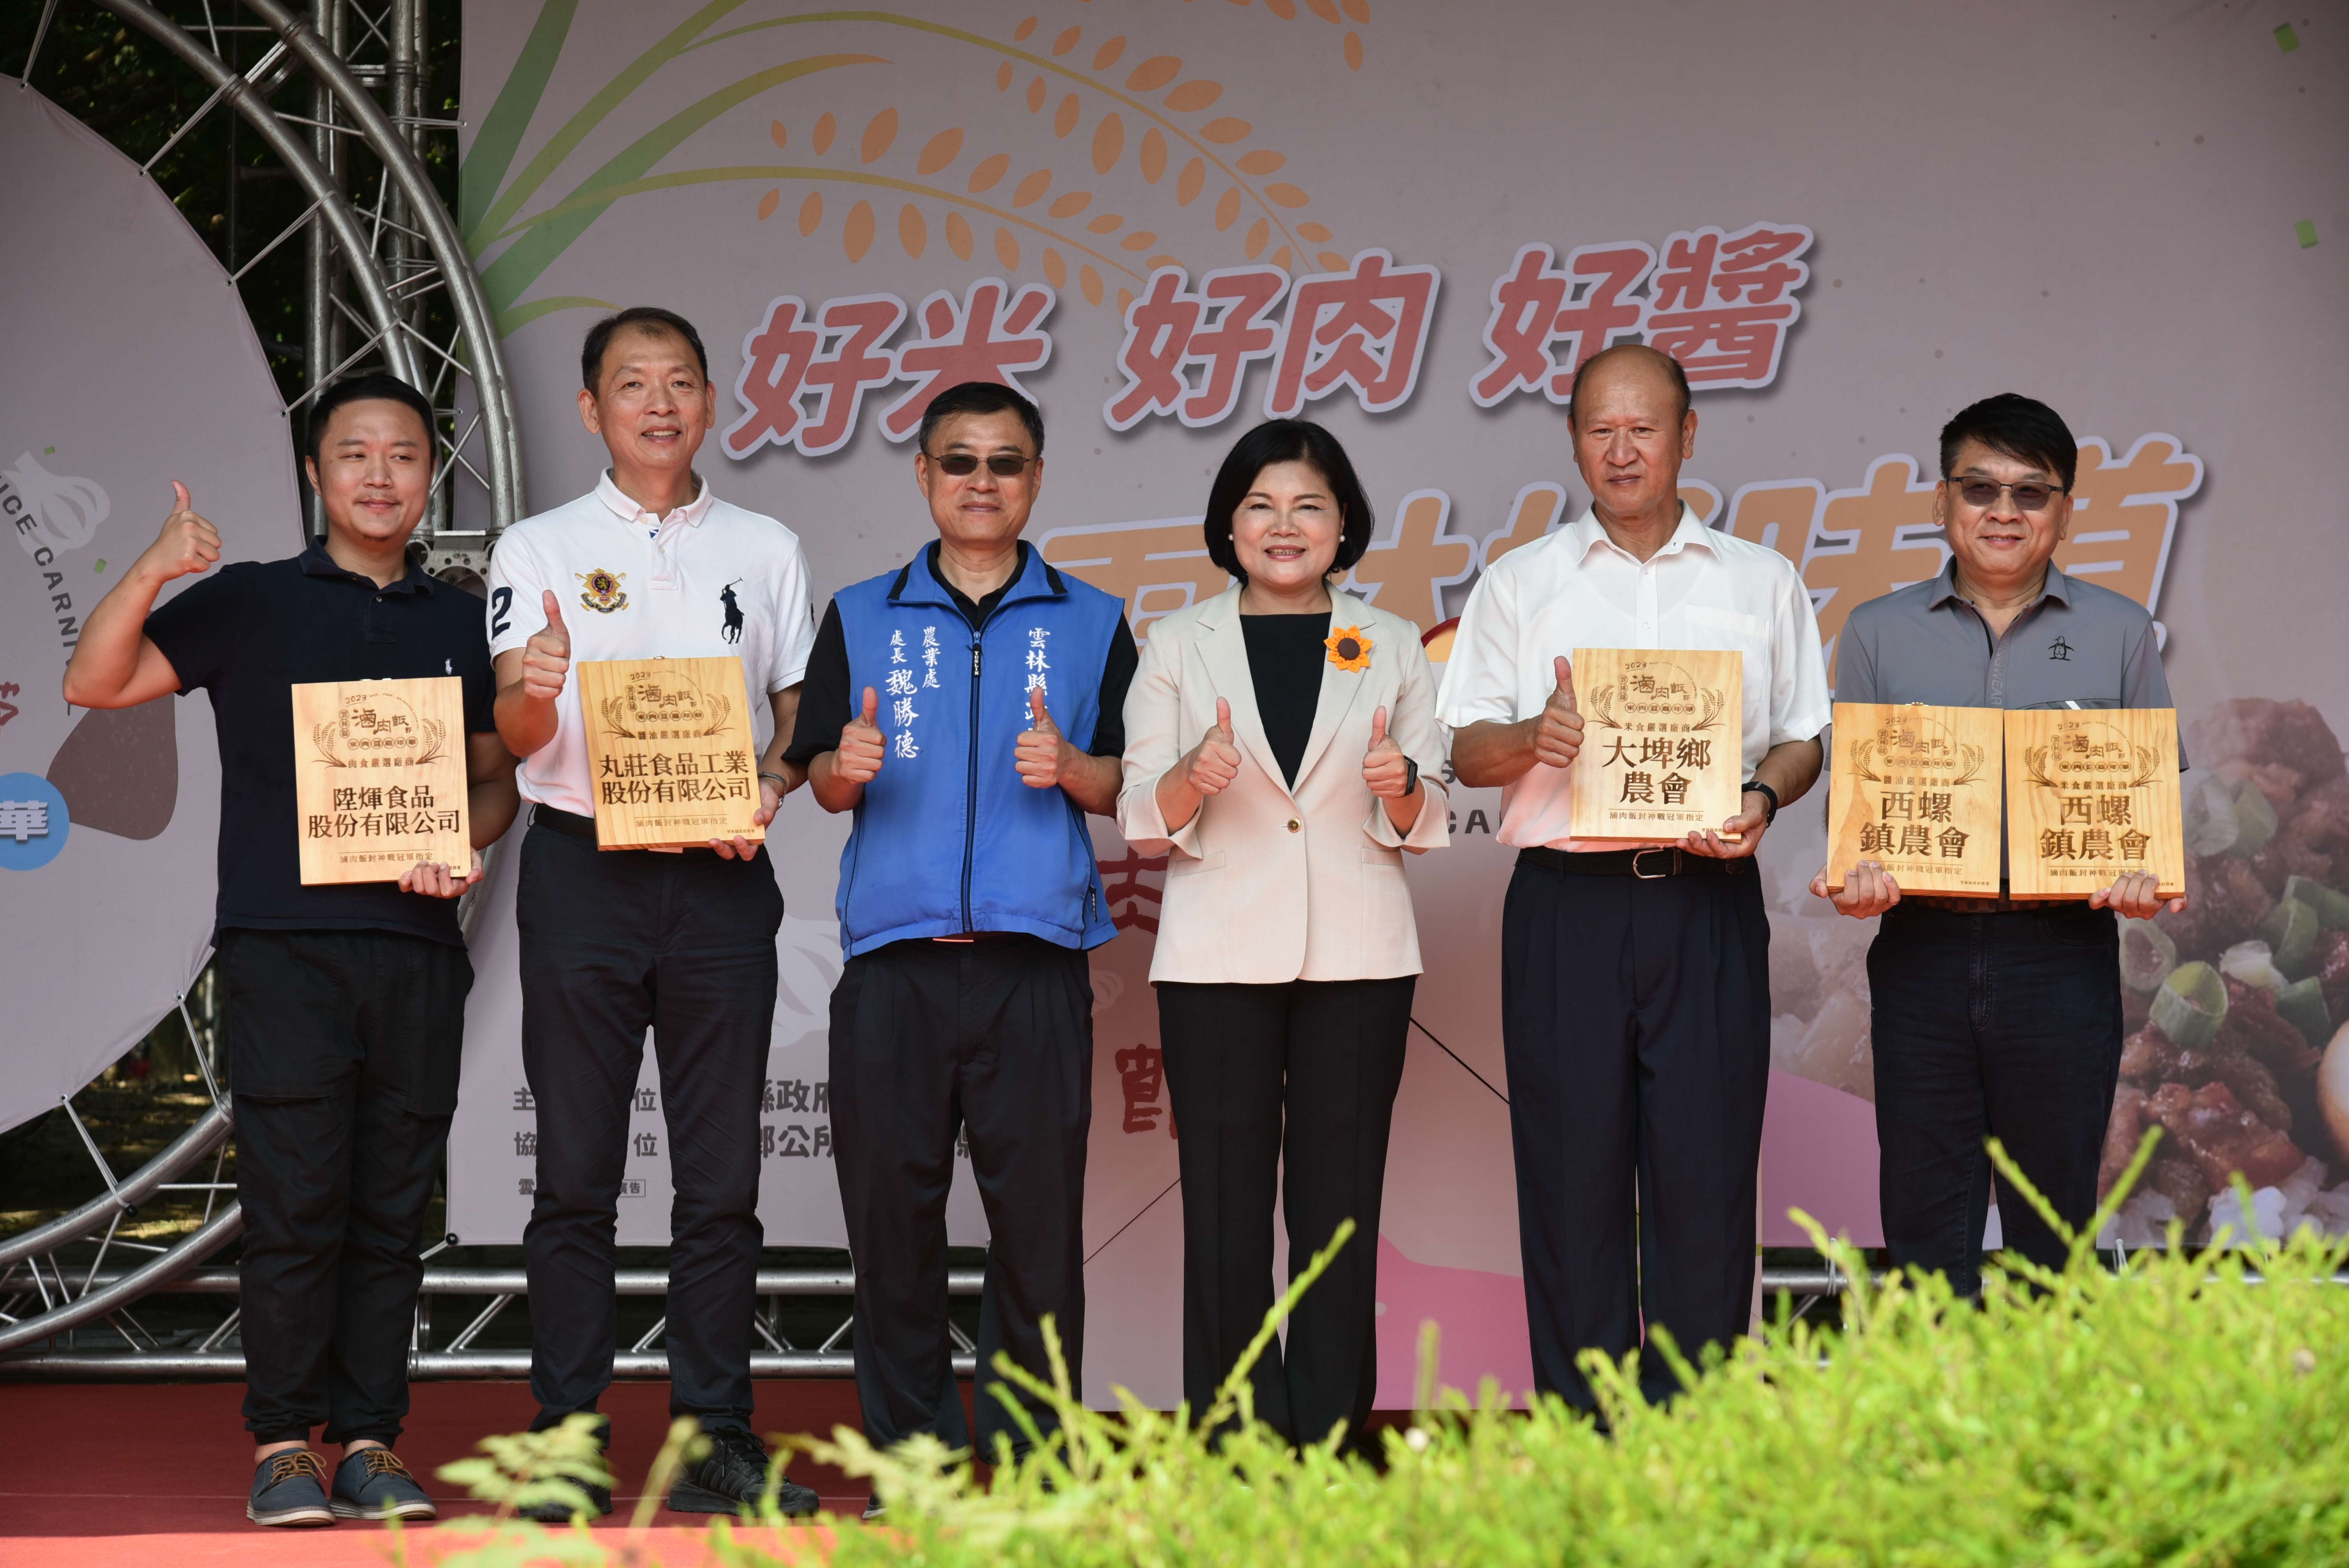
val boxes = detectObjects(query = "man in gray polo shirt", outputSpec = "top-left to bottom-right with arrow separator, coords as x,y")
1811,392 -> 2184,1296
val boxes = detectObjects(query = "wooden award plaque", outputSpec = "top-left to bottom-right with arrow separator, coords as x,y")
290,675 -> 470,885
2004,707 -> 2185,900
574,656 -> 764,850
1825,702 -> 2004,896
1567,648 -> 1744,843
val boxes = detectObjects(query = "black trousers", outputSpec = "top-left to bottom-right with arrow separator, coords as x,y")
1500,854 -> 1771,1409
1157,976 -> 1413,1446
1869,903 -> 2123,1297
829,935 -> 1093,1459
517,818 -> 782,1431
221,927 -> 472,1446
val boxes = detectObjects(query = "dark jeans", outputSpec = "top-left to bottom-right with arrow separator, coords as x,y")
1500,854 -> 1771,1409
1868,903 -> 2123,1296
221,927 -> 472,1446
516,818 -> 782,1431
829,935 -> 1093,1460
1157,976 -> 1413,1447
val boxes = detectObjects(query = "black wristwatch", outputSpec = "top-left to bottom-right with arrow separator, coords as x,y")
1741,779 -> 1779,826
1403,757 -> 1420,796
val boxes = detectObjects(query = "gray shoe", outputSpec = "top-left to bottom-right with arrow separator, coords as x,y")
248,1450 -> 336,1528
330,1447 -> 437,1522
667,1425 -> 820,1516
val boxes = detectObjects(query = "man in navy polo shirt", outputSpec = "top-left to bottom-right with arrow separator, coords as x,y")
65,373 -> 518,1529
789,380 -> 1133,1502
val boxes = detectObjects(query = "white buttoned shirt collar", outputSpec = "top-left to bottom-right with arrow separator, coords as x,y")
593,468 -> 717,591
1434,502 -> 1831,850
486,473 -> 816,816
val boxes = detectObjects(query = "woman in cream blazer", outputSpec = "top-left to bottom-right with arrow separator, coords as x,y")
1118,419 -> 1447,1447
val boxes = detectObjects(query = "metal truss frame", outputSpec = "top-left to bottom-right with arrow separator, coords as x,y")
2,0 -> 519,1369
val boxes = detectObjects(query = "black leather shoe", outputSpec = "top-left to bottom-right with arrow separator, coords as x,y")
667,1425 -> 820,1516
518,1480 -> 613,1523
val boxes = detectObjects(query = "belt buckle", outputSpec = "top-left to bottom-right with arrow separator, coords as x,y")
1632,846 -> 1677,880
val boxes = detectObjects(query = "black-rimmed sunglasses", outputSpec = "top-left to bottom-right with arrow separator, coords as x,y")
926,451 -> 1035,477
1946,478 -> 2067,512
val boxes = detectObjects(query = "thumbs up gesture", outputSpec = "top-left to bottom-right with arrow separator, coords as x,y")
1183,696 -> 1243,797
1363,705 -> 1413,798
521,589 -> 572,703
135,481 -> 221,587
1016,686 -> 1070,789
835,686 -> 887,785
1532,655 -> 1583,768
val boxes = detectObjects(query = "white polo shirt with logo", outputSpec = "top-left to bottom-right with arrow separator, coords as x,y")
486,470 -> 816,816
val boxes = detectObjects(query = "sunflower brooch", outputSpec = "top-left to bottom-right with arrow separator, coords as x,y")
1324,625 -> 1373,672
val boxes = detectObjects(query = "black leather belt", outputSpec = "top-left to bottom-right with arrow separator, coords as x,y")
1892,896 -> 2109,920
532,804 -> 721,856
1517,846 -> 1751,879
1903,893 -> 2025,914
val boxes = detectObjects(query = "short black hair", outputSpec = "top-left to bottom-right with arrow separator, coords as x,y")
917,380 -> 1045,456
1202,419 -> 1375,584
1939,393 -> 2078,490
1567,341 -> 1692,430
581,306 -> 709,392
306,372 -> 435,469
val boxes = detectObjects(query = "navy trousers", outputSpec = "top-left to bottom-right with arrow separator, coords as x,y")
1500,853 -> 1771,1409
829,934 -> 1094,1460
223,927 -> 471,1446
516,814 -> 782,1432
1868,903 -> 2123,1296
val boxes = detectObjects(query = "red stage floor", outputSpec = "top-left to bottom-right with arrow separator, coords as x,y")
0,1379 -> 940,1565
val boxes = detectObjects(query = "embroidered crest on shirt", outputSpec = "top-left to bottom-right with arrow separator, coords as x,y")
577,568 -> 629,613
719,579 -> 745,643
2049,636 -> 2073,661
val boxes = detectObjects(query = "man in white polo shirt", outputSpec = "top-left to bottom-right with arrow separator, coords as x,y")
487,307 -> 818,1518
1437,343 -> 1830,1416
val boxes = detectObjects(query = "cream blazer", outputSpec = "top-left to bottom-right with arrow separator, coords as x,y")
1117,586 -> 1449,985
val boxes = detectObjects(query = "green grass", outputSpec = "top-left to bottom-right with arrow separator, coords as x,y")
428,1135 -> 2349,1565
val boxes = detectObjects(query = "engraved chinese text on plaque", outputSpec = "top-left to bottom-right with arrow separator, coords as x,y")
2004,707 -> 2185,900
291,675 -> 470,885
575,656 -> 763,850
1567,647 -> 1744,843
1825,702 -> 2003,895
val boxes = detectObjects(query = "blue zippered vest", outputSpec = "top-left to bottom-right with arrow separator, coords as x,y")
831,546 -> 1124,957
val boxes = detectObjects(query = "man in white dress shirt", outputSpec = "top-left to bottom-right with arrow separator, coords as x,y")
486,307 -> 819,1517
1436,344 -> 1830,1412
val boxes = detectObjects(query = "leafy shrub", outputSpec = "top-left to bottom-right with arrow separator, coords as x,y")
439,1135 -> 2349,1566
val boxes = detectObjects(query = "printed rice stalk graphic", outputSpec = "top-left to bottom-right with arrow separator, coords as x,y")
462,3 -> 1366,330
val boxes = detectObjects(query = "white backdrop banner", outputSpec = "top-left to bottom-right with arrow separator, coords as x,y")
2,87 -> 303,1135
449,1 -> 2349,1408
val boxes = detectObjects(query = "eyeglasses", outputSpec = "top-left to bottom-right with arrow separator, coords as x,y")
925,450 -> 1035,477
1946,478 -> 2067,512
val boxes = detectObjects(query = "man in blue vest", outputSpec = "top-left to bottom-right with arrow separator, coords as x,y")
786,381 -> 1131,1499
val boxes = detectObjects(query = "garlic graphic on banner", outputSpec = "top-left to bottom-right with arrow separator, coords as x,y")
5,452 -> 109,557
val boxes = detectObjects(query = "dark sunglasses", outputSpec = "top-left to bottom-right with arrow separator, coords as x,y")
1947,478 -> 2067,512
925,450 -> 1035,477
